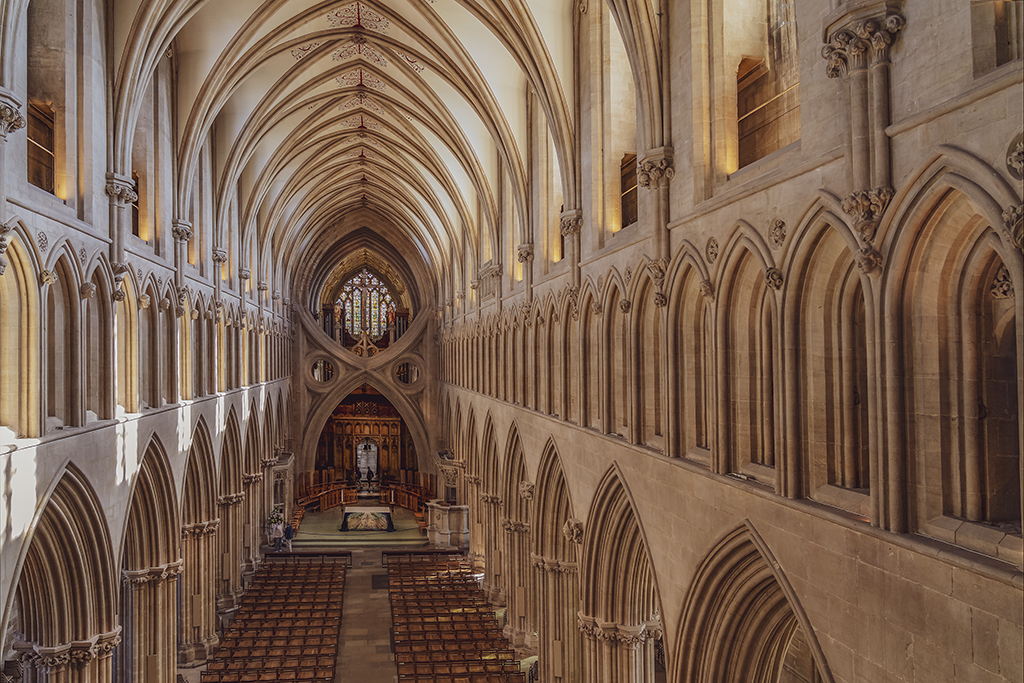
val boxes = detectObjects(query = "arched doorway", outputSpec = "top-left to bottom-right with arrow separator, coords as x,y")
308,383 -> 426,494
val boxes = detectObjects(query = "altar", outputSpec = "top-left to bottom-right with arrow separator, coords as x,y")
340,505 -> 395,532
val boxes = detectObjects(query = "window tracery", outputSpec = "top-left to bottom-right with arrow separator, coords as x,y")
336,268 -> 396,342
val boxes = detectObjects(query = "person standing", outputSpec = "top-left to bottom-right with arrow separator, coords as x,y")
272,521 -> 284,552
283,522 -> 294,552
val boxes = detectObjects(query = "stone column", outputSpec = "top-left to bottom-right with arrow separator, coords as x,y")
822,9 -> 906,241
172,219 -> 193,299
179,521 -> 219,667
104,174 -> 136,275
559,211 -> 582,291
0,90 -> 26,231
637,147 -> 674,264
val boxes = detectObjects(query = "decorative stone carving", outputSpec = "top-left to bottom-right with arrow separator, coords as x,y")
637,148 -> 675,188
856,244 -> 883,275
212,249 -> 228,263
217,492 -> 246,507
992,264 -> 1014,299
822,12 -> 907,77
562,518 -> 583,544
105,176 -> 138,205
171,220 -> 193,242
40,270 -> 57,286
112,262 -> 131,302
0,99 -> 26,137
653,292 -> 667,307
763,268 -> 784,290
0,223 -> 12,276
242,472 -> 264,484
517,243 -> 535,263
767,219 -> 786,249
36,231 -> 48,253
122,559 -> 184,585
80,282 -> 97,299
465,474 -> 481,485
1003,204 -> 1023,252
518,481 -> 534,500
80,248 -> 88,264
841,187 -> 894,237
699,279 -> 714,300
273,290 -> 282,301
138,294 -> 151,309
181,519 -> 220,538
1007,139 -> 1024,179
258,281 -> 269,292
706,237 -> 719,263
238,268 -> 251,280
619,299 -> 631,313
560,214 -> 583,236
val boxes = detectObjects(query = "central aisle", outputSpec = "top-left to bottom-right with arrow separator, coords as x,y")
335,549 -> 399,682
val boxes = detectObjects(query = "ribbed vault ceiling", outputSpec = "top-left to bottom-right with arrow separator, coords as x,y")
112,0 -> 583,301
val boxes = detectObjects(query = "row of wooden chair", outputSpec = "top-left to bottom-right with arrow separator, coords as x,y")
388,555 -> 524,683
398,662 -> 522,677
201,561 -> 346,683
397,650 -> 516,664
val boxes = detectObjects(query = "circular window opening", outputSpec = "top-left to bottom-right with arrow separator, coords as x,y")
312,359 -> 335,382
396,362 -> 419,385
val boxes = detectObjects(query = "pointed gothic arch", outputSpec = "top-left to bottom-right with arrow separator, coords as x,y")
579,466 -> 663,682
675,523 -> 833,683
499,424 -> 532,646
532,440 -> 581,682
12,464 -> 119,677
179,418 -> 219,666
118,436 -> 180,683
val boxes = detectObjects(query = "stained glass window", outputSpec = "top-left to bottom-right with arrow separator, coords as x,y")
337,269 -> 396,341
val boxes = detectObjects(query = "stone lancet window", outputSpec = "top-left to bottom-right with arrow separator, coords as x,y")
620,153 -> 638,228
736,0 -> 801,168
337,268 -> 396,342
27,102 -> 55,194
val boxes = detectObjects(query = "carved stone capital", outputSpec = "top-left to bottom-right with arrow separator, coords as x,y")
822,11 -> 906,77
258,281 -> 269,292
217,492 -> 246,507
105,173 -> 138,206
637,148 -> 675,188
181,518 -> 220,538
841,187 -> 893,238
238,267 -> 251,280
517,243 -> 535,263
562,518 -> 583,544
40,270 -> 57,286
171,219 -> 193,242
560,210 -> 583,236
212,248 -> 228,263
0,96 -> 26,138
518,480 -> 535,500
465,474 -> 481,485
273,290 -> 282,301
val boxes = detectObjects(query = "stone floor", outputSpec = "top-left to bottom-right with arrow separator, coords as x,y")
335,549 -> 398,682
